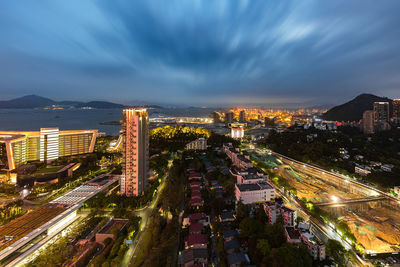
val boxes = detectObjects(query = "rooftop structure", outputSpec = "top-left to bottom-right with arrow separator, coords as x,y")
230,167 -> 268,184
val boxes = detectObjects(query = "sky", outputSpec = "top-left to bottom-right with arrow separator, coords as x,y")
0,0 -> 400,107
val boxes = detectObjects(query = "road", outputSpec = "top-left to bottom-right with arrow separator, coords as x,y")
120,159 -> 173,267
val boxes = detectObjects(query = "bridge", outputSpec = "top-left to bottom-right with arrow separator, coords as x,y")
314,196 -> 388,207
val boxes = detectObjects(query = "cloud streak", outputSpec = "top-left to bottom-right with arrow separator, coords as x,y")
0,0 -> 399,106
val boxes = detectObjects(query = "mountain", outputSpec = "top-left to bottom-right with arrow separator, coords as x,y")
0,95 -> 127,109
322,93 -> 393,122
0,95 -> 55,109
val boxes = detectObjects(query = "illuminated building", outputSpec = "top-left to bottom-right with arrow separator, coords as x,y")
235,182 -> 275,204
373,102 -> 390,123
186,138 -> 207,150
120,108 -> 149,197
239,110 -> 246,123
0,128 -> 97,171
393,99 -> 400,121
231,123 -> 244,139
362,110 -> 374,134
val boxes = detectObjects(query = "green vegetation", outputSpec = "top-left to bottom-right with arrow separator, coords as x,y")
0,200 -> 26,226
150,126 -> 210,152
299,199 -> 357,245
132,158 -> 186,267
236,206 -> 312,267
326,239 -> 350,267
25,215 -> 108,267
33,166 -> 63,174
89,216 -> 141,267
0,183 -> 18,196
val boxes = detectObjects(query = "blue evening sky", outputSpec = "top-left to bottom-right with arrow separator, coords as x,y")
0,1 -> 399,107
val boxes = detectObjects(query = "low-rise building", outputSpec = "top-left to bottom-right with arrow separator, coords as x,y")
225,239 -> 240,254
185,137 -> 207,150
219,211 -> 236,223
189,223 -> 204,235
223,229 -> 239,242
264,201 -> 281,224
185,234 -> 208,249
227,253 -> 250,267
280,206 -> 297,227
300,232 -> 326,261
381,164 -> 394,172
230,167 -> 268,184
284,226 -> 301,244
355,165 -> 371,176
179,248 -> 208,267
235,182 -> 275,204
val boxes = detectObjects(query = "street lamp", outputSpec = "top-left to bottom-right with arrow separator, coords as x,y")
331,195 -> 339,203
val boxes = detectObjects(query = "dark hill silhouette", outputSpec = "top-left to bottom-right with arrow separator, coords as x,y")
323,93 -> 393,122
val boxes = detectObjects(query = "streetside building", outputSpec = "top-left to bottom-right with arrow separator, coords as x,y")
0,128 -> 97,171
120,109 -> 149,197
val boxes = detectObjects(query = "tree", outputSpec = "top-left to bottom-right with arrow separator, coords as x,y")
236,201 -> 249,221
239,217 -> 263,238
326,239 -> 347,267
257,239 -> 270,256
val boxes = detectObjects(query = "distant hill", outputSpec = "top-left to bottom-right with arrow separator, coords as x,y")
76,101 -> 125,109
0,95 -> 55,109
322,93 -> 393,122
0,95 -> 127,109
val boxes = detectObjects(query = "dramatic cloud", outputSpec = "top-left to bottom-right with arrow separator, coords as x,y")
0,0 -> 399,106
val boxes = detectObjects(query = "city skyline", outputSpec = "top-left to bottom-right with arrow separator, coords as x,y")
1,1 -> 400,106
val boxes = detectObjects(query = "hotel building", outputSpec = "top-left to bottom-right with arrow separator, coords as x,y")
120,109 -> 149,197
231,123 -> 244,139
0,128 -> 97,171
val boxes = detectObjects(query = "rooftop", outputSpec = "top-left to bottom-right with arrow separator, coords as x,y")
285,227 -> 301,240
227,253 -> 249,265
236,182 -> 273,192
